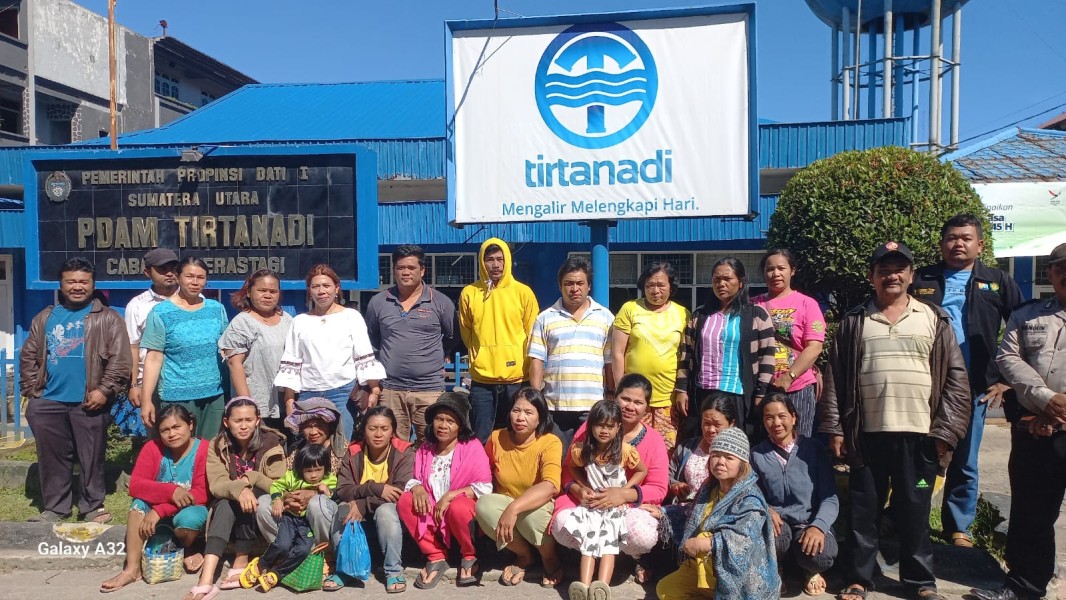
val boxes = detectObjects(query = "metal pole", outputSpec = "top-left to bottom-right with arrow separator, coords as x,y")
929,0 -> 941,150
842,7 -> 852,120
589,222 -> 610,306
867,24 -> 877,119
950,3 -> 961,149
894,14 -> 905,118
883,0 -> 894,119
108,0 -> 117,150
912,29 -> 921,143
832,25 -> 840,120
854,0 -> 863,120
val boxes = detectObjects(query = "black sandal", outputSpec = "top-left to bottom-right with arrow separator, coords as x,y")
456,557 -> 480,587
838,585 -> 868,600
414,560 -> 448,590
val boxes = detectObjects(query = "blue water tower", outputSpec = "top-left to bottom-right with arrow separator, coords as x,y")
805,0 -> 971,152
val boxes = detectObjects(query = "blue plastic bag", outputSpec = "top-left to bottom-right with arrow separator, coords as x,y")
335,520 -> 371,581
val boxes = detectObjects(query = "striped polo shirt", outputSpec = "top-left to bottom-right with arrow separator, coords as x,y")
528,298 -> 614,412
697,311 -> 743,394
859,297 -> 937,433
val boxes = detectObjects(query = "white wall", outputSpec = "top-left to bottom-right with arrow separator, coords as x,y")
32,0 -> 128,105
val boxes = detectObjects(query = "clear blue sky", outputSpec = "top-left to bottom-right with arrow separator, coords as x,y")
80,0 -> 1066,147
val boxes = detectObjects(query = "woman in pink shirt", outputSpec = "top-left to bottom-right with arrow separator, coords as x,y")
551,373 -> 669,585
753,249 -> 826,438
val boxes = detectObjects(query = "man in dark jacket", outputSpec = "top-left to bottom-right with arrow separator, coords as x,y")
911,213 -> 1022,547
820,241 -> 971,600
20,257 -> 131,523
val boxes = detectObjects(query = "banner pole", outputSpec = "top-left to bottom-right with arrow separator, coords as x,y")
590,221 -> 611,306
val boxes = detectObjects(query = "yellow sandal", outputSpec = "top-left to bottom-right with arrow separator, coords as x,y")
239,557 -> 262,589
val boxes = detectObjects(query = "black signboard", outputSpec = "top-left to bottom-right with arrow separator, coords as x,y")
32,151 -> 364,286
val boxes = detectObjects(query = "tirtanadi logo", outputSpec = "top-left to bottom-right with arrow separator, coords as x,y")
534,23 -> 658,149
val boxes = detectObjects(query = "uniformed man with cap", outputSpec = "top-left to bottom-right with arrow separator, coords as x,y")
125,248 -> 180,411
972,243 -> 1066,600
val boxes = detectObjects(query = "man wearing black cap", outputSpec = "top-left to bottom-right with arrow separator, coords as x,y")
820,241 -> 971,600
971,243 -> 1066,600
124,248 -> 179,411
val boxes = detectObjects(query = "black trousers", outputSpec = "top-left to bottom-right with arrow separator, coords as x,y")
205,499 -> 260,556
261,512 -> 314,578
1004,427 -> 1066,597
25,399 -> 109,516
848,432 -> 940,592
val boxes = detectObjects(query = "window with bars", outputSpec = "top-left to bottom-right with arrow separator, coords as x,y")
566,251 -> 765,312
375,253 -> 476,288
1035,256 -> 1052,286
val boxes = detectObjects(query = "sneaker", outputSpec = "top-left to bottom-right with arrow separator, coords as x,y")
27,511 -> 65,523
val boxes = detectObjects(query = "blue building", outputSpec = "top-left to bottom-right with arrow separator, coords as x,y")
0,79 -> 913,355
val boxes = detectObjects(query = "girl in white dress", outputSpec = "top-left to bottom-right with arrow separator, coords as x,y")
561,399 -> 648,600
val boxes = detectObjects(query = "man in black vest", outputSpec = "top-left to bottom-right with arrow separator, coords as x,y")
911,213 -> 1022,548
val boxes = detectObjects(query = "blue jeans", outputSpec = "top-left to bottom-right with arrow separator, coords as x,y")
306,381 -> 358,441
469,382 -> 522,443
942,395 -> 987,533
332,502 -> 404,576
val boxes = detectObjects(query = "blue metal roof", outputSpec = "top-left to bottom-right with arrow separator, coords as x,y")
82,80 -> 447,146
759,118 -> 910,168
945,128 -> 1066,183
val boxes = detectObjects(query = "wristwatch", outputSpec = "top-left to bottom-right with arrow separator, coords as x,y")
787,371 -> 798,379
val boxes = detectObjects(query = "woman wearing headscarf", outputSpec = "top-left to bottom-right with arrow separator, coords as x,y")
647,427 -> 779,600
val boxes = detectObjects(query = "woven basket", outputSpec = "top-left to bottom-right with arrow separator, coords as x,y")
141,526 -> 184,585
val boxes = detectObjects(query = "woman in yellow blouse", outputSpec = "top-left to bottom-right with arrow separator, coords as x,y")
475,387 -> 564,587
611,262 -> 690,450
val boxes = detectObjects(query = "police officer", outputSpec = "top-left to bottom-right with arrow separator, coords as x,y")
972,243 -> 1066,600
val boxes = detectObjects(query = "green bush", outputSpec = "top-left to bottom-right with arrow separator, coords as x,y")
767,146 -> 995,322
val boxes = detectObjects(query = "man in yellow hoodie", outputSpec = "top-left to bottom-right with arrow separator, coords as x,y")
459,238 -> 540,442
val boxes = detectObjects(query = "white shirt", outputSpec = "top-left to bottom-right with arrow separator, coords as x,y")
124,287 -> 171,385
274,308 -> 386,392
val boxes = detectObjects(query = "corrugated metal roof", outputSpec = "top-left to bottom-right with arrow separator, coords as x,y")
759,118 -> 910,168
380,196 -> 778,245
1,81 -> 910,184
81,80 -> 447,146
0,211 -> 21,246
945,128 -> 1066,182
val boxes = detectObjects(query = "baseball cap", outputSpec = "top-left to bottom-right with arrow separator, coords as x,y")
143,248 -> 179,268
1048,243 -> 1066,266
868,241 -> 914,265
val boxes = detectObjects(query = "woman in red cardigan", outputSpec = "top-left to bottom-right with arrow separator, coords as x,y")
100,404 -> 210,593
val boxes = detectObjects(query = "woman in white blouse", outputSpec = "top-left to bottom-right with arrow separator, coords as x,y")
274,264 -> 385,439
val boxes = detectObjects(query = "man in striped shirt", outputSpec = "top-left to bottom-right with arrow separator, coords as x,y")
529,257 -> 615,447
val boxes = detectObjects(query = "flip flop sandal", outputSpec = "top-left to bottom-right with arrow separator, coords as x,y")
258,572 -> 279,593
838,585 -> 868,600
541,566 -> 564,588
414,560 -> 448,590
803,573 -> 827,596
83,508 -> 112,524
634,563 -> 652,585
568,581 -> 589,600
385,575 -> 407,594
500,564 -> 526,586
322,574 -> 345,592
183,553 -> 205,574
589,580 -> 611,600
916,588 -> 946,600
951,532 -> 974,547
219,568 -> 245,590
239,557 -> 262,589
456,558 -> 480,587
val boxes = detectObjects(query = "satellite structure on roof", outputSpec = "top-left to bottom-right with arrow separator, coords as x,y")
805,0 -> 971,153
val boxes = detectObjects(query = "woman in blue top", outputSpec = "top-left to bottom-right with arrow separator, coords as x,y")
140,256 -> 229,438
750,392 -> 838,596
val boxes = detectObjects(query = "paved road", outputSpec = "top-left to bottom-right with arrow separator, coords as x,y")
0,422 -> 1060,600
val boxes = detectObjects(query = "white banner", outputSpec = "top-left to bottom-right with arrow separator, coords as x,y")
448,9 -> 754,223
975,181 -> 1066,257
